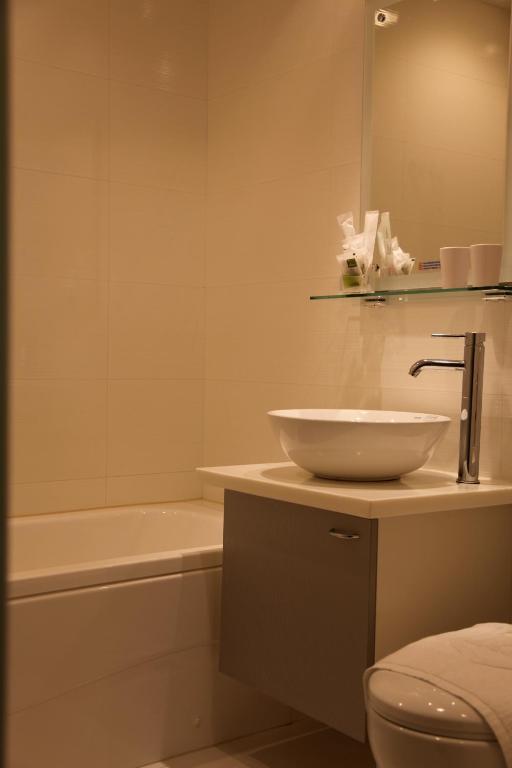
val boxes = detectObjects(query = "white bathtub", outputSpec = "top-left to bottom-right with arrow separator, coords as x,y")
7,501 -> 291,768
9,500 -> 224,598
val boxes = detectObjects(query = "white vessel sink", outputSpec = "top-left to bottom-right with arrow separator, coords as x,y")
268,409 -> 450,481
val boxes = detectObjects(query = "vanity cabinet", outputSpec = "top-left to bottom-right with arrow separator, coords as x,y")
220,491 -> 378,740
220,490 -> 512,742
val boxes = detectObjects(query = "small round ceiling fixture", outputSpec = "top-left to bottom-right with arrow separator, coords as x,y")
375,8 -> 399,27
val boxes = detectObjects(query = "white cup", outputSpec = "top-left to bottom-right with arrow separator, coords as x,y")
469,243 -> 502,287
440,246 -> 470,288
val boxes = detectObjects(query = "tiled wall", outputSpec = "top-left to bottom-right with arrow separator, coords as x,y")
10,0 -> 512,516
204,0 -> 512,486
10,0 -> 208,515
370,0 -> 509,268
205,0 -> 363,468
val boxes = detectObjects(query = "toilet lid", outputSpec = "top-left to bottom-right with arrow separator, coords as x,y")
368,670 -> 497,741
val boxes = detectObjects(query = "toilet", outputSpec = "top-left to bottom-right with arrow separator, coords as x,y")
366,670 -> 506,768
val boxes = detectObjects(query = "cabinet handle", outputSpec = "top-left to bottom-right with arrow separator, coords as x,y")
329,528 -> 360,541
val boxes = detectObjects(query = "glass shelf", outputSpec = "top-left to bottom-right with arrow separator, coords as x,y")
310,284 -> 512,303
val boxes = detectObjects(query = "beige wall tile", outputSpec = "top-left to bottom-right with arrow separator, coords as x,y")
11,380 -> 107,484
369,137 -> 405,218
106,471 -> 202,507
207,172 -> 331,286
204,380 -> 291,467
206,164 -> 359,287
12,277 -> 108,379
10,479 -> 106,517
205,86 -> 254,193
202,483 -> 224,504
12,60 -> 109,178
12,169 -> 108,280
109,81 -> 207,193
208,51 -> 362,192
11,0 -> 109,76
114,0 -> 209,35
208,0 -> 361,98
110,0 -> 207,97
109,283 -> 204,380
206,281 -> 350,387
371,52 -> 408,143
402,144 -> 505,236
400,143 -> 442,226
107,380 -> 203,477
109,183 -> 205,286
436,151 -> 505,234
9,0 -> 209,514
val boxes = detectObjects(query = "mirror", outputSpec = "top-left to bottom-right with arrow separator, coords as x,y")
363,0 -> 511,288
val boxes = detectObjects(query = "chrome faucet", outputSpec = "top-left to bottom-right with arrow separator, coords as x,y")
409,332 -> 486,484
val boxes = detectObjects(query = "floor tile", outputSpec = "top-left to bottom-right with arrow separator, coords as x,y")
145,722 -> 375,768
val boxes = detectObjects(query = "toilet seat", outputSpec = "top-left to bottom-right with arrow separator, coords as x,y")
368,670 -> 497,741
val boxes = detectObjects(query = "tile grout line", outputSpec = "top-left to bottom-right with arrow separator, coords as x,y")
104,0 -> 113,506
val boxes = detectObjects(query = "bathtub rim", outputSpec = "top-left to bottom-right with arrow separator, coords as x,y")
8,499 -> 224,599
9,544 -> 223,599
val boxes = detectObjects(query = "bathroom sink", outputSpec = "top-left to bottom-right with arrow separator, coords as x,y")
268,409 -> 450,481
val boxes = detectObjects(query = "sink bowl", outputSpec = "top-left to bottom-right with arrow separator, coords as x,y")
268,409 -> 450,481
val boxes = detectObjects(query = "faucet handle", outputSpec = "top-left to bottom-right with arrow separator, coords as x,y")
431,333 -> 466,338
432,332 -> 486,344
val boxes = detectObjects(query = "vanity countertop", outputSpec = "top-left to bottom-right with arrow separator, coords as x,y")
197,462 -> 512,519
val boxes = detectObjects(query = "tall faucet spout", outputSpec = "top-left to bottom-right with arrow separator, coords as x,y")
409,359 -> 465,378
408,332 -> 485,484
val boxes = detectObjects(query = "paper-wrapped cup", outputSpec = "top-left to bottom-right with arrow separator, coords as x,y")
440,247 -> 470,288
469,244 -> 502,287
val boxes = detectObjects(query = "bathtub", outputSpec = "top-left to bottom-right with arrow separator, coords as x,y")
7,500 -> 291,768
9,500 -> 224,598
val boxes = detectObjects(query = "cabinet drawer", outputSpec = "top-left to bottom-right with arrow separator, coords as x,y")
220,491 -> 378,741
